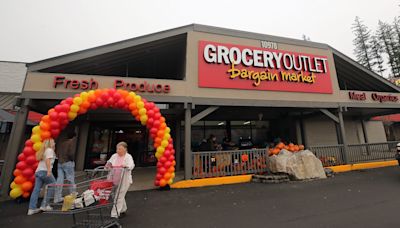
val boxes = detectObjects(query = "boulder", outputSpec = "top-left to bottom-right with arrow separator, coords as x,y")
268,150 -> 327,180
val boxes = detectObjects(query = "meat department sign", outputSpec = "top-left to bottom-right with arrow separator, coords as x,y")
198,41 -> 333,94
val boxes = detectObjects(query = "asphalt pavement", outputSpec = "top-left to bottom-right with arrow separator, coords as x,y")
1,166 -> 400,228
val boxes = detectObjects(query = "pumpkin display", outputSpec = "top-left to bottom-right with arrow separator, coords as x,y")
268,142 -> 306,156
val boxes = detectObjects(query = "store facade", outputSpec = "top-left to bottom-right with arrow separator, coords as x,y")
2,24 -> 400,195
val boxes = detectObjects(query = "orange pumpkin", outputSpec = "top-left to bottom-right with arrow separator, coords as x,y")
299,145 -> 305,150
294,145 -> 300,152
289,143 -> 294,147
288,146 -> 295,152
284,145 -> 289,150
277,142 -> 285,149
272,148 -> 280,155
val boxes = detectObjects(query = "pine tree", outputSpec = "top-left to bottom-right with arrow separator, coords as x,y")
369,34 -> 386,76
352,17 -> 373,70
377,21 -> 400,77
392,17 -> 400,77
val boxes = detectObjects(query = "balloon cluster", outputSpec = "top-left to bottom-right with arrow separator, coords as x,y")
9,88 -> 175,199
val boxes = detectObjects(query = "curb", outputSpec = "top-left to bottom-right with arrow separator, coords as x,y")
171,160 -> 399,189
327,160 -> 399,173
171,175 -> 252,189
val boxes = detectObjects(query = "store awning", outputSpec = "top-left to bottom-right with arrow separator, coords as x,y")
372,114 -> 400,122
0,109 -> 43,125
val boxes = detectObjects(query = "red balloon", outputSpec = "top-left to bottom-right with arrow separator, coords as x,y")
168,138 -> 173,143
96,98 -> 104,106
147,110 -> 154,117
90,103 -> 98,110
116,99 -> 125,108
65,97 -> 73,105
78,107 -> 88,114
159,167 -> 167,175
51,129 -> 60,138
23,147 -> 35,156
164,161 -> 172,169
113,92 -> 122,100
154,180 -> 160,186
16,161 -> 27,170
18,153 -> 26,162
22,168 -> 34,178
156,173 -> 163,180
154,106 -> 160,113
50,121 -> 60,129
60,119 -> 69,126
153,120 -> 160,128
58,112 -> 68,120
108,88 -> 116,97
25,155 -> 36,165
54,105 -> 63,113
107,97 -> 115,106
164,150 -> 171,158
146,118 -> 154,127
101,93 -> 110,101
29,175 -> 35,183
149,102 -> 155,109
170,149 -> 175,155
167,144 -> 173,150
160,156 -> 167,164
157,162 -> 163,168
22,192 -> 31,198
49,111 -> 58,120
25,140 -> 34,147
150,127 -> 158,135
169,155 -> 175,162
154,112 -> 161,120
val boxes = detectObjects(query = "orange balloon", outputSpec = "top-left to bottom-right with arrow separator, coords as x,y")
118,90 -> 129,98
160,123 -> 167,130
164,172 -> 172,180
94,89 -> 103,97
155,137 -> 162,144
41,131 -> 51,139
88,94 -> 97,102
129,103 -> 137,110
172,161 -> 176,166
125,95 -> 134,104
21,181 -> 33,192
159,179 -> 167,187
13,169 -> 22,177
14,175 -> 27,185
41,115 -> 50,123
160,117 -> 165,123
40,121 -> 50,131
81,101 -> 91,109
168,167 -> 175,173
22,192 -> 30,198
157,130 -> 165,138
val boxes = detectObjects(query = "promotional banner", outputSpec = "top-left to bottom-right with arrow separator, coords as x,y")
198,41 -> 333,94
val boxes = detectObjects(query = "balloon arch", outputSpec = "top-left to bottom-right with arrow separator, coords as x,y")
9,88 -> 176,199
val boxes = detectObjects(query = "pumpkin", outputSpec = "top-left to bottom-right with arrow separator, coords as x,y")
294,145 -> 300,152
277,142 -> 285,149
299,145 -> 305,150
272,148 -> 280,155
284,145 -> 289,150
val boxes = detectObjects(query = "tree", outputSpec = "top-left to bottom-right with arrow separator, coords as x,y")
377,21 -> 400,77
352,17 -> 373,70
369,34 -> 386,76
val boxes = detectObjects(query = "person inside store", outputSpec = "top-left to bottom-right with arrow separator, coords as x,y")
54,130 -> 77,203
105,141 -> 135,218
27,139 -> 57,215
207,134 -> 222,151
222,137 -> 237,150
198,139 -> 209,151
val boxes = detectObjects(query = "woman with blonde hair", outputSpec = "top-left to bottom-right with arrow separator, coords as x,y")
27,138 -> 57,215
105,141 -> 135,218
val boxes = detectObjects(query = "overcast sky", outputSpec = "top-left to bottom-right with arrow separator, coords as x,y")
0,0 -> 399,64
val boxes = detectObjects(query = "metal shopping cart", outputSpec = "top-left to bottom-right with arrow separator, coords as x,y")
43,166 -> 126,228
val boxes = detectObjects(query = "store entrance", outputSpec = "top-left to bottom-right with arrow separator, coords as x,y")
85,122 -> 157,169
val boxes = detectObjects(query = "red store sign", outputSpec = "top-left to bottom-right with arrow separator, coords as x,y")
349,91 -> 398,103
198,41 -> 333,94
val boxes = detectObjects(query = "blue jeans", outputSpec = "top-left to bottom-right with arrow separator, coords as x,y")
29,171 -> 56,209
55,161 -> 76,202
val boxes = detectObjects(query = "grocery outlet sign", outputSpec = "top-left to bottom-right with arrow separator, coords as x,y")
198,41 -> 333,94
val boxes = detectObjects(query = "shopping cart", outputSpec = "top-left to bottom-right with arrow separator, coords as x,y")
43,166 -> 126,228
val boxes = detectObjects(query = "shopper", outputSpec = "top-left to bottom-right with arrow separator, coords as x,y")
27,139 -> 56,215
105,141 -> 135,218
54,131 -> 77,203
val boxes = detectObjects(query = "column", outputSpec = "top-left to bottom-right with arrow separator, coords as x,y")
75,121 -> 90,171
0,100 -> 30,199
174,120 -> 182,171
184,103 -> 192,180
338,108 -> 349,164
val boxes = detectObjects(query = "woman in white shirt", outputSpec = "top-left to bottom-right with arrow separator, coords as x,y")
105,141 -> 135,218
27,138 -> 56,215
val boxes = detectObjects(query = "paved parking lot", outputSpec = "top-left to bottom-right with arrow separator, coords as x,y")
1,166 -> 400,228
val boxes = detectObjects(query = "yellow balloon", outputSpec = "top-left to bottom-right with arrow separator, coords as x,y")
165,127 -> 171,134
9,187 -> 22,199
32,126 -> 41,134
88,90 -> 95,96
155,152 -> 162,159
163,134 -> 171,141
128,92 -> 136,97
10,181 -> 17,189
73,97 -> 83,105
68,112 -> 77,120
171,173 -> 175,179
80,91 -> 89,100
139,108 -> 146,115
70,104 -> 80,113
134,95 -> 141,102
156,147 -> 165,154
33,142 -> 42,151
31,134 -> 41,143
168,179 -> 173,185
140,115 -> 148,122
161,140 -> 168,147
137,101 -> 144,109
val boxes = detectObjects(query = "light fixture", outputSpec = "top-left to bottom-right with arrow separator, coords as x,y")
218,122 -> 225,126
135,130 -> 142,134
116,130 -> 124,133
243,121 -> 251,125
